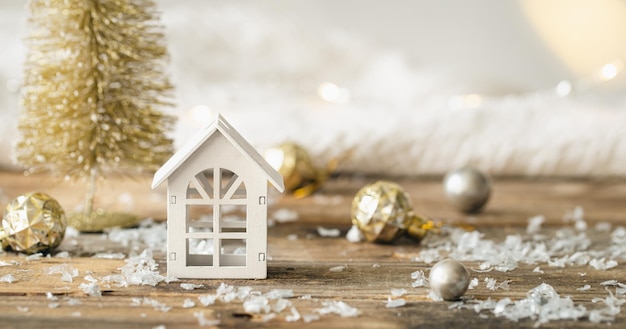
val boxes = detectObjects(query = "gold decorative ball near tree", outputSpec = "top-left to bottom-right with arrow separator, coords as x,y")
16,0 -> 175,231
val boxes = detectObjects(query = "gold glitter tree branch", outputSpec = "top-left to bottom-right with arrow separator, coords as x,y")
17,0 -> 175,227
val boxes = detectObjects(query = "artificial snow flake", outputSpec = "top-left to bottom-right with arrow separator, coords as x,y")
316,300 -> 359,317
562,206 -> 587,231
78,282 -> 101,297
493,283 -> 586,325
25,253 -> 43,261
468,278 -> 479,290
345,225 -> 364,243
198,294 -> 218,306
272,298 -> 291,313
107,219 -> 167,252
484,278 -> 511,291
390,288 -> 407,297
589,289 -> 626,323
428,290 -> 443,302
285,306 -> 301,322
54,251 -> 70,259
46,292 -> 58,301
180,283 -> 204,291
611,226 -> 626,245
271,209 -> 298,223
243,296 -> 270,314
410,270 -> 429,288
485,278 -> 497,291
0,274 -> 16,283
264,289 -> 294,299
16,306 -> 29,312
385,297 -> 406,308
317,226 -> 341,237
577,285 -> 591,291
329,265 -> 346,272
527,215 -> 545,234
261,313 -> 277,322
589,258 -> 618,270
194,311 -> 221,327
415,248 -> 440,264
92,252 -> 126,260
303,314 -> 320,323
183,299 -> 196,308
117,249 -> 176,286
45,264 -> 79,283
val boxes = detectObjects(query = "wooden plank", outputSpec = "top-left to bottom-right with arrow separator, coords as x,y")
0,171 -> 625,328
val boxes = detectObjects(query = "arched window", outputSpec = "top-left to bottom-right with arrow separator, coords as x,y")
185,168 -> 247,267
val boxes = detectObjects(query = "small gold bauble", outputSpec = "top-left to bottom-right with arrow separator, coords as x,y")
1,192 -> 66,254
265,142 -> 332,198
351,181 -> 433,243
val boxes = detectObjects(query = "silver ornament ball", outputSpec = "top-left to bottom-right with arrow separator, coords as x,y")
443,167 -> 491,213
428,258 -> 470,301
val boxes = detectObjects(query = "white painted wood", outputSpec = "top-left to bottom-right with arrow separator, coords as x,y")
152,114 -> 284,279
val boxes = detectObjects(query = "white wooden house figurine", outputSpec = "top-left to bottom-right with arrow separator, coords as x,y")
151,114 -> 284,279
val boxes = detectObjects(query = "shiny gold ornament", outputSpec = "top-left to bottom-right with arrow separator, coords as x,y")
1,192 -> 66,254
351,181 -> 435,243
265,143 -> 339,198
16,0 -> 175,230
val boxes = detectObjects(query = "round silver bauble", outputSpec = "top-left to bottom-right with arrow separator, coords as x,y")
443,167 -> 491,213
428,258 -> 470,301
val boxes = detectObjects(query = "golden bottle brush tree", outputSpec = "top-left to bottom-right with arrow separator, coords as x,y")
16,0 -> 175,231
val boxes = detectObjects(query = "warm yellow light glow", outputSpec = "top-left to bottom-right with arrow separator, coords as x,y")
522,0 -> 626,77
555,80 -> 572,96
318,82 -> 350,104
599,61 -> 623,81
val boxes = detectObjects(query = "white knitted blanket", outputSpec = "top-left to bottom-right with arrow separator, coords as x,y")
1,1 -> 625,177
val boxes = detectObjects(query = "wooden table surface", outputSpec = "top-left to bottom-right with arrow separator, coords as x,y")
0,171 -> 625,328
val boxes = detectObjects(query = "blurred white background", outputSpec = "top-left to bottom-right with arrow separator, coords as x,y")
1,0 -> 625,176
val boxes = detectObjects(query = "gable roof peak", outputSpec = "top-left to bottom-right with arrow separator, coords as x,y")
151,113 -> 284,192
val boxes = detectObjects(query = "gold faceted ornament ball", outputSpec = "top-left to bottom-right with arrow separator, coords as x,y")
351,181 -> 432,243
443,167 -> 491,213
1,192 -> 67,254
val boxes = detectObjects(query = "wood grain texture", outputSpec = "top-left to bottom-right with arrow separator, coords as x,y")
0,171 -> 625,328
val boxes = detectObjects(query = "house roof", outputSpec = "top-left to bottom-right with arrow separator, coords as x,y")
151,114 -> 285,192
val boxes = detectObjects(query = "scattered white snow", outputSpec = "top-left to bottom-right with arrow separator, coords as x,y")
386,297 -> 406,308
317,226 -> 341,237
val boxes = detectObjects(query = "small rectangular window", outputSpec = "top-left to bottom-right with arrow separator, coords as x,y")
170,196 -> 176,204
259,196 -> 266,205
